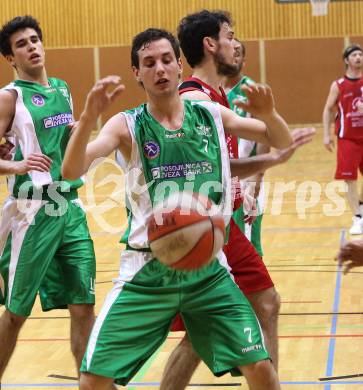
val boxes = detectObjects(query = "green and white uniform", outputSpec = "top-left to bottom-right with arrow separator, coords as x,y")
228,76 -> 264,256
81,100 -> 268,384
0,78 -> 96,317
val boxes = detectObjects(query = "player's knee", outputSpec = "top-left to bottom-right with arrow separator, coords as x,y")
240,359 -> 278,386
68,303 -> 95,323
3,309 -> 26,329
255,288 -> 281,322
268,289 -> 281,318
79,373 -> 96,390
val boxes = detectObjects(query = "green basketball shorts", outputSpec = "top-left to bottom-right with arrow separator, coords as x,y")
0,193 -> 96,317
81,250 -> 269,385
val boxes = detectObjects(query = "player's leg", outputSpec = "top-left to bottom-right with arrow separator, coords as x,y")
245,287 -> 280,370
345,180 -> 361,234
238,360 -> 280,390
39,198 -> 96,372
80,254 -> 179,386
79,372 -> 115,390
182,257 -> 280,389
68,304 -> 95,370
335,138 -> 362,233
224,221 -> 279,370
160,333 -> 200,390
345,180 -> 360,215
0,199 -> 62,379
0,310 -> 26,377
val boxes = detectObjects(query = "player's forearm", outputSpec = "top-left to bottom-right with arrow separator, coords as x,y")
258,110 -> 292,149
62,113 -> 96,180
322,107 -> 334,136
230,153 -> 278,179
0,159 -> 21,175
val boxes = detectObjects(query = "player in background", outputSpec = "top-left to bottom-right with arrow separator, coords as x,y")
223,38 -> 269,256
0,15 -> 96,381
323,44 -> 363,235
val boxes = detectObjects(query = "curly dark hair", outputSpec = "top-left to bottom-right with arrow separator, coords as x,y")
131,28 -> 180,68
177,10 -> 232,68
0,15 -> 43,56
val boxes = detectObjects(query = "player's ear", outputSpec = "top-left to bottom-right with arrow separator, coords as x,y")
177,58 -> 183,77
5,54 -> 16,68
203,36 -> 217,55
132,66 -> 140,82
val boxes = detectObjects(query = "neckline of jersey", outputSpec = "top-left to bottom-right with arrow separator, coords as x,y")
146,100 -> 187,132
15,78 -> 52,89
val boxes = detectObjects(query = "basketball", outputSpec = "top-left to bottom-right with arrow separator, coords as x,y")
147,191 -> 226,270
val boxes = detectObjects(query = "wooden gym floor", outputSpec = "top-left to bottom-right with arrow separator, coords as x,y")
0,126 -> 362,389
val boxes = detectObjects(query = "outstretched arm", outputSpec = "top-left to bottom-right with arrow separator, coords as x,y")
62,76 -> 130,180
322,82 -> 339,152
220,84 -> 292,149
230,127 -> 316,179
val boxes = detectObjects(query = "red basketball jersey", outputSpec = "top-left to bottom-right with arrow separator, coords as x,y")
335,76 -> 363,141
179,77 -> 239,158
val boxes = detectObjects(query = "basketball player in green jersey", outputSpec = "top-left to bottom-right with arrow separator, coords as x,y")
223,39 -> 268,256
0,16 -> 96,380
63,28 -> 292,390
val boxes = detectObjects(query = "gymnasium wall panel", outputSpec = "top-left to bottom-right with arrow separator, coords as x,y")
99,46 -> 146,123
242,41 -> 260,83
265,37 -> 344,123
46,48 -> 94,119
0,57 -> 14,87
2,0 -> 363,46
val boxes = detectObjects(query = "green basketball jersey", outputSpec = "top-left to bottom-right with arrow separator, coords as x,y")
227,75 -> 255,118
117,100 -> 232,250
3,78 -> 83,198
227,76 -> 264,256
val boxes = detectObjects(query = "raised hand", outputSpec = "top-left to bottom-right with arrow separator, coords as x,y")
233,84 -> 275,118
83,76 -> 125,121
14,153 -> 52,175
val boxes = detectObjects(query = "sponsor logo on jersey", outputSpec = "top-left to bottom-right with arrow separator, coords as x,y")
31,94 -> 45,106
151,161 -> 213,179
43,113 -> 73,129
59,87 -> 69,98
241,344 -> 263,354
196,125 -> 212,137
143,141 -> 160,159
165,131 -> 185,139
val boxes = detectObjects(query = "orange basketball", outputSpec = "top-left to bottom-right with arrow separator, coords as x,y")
147,191 -> 226,270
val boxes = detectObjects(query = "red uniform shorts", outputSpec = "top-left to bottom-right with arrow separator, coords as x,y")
335,138 -> 363,180
170,218 -> 274,331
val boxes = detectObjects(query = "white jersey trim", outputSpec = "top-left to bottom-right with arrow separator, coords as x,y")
3,84 -> 53,191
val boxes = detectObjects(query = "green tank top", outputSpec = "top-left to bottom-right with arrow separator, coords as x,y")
4,77 -> 83,198
117,100 -> 232,250
227,76 -> 264,256
227,75 -> 255,118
